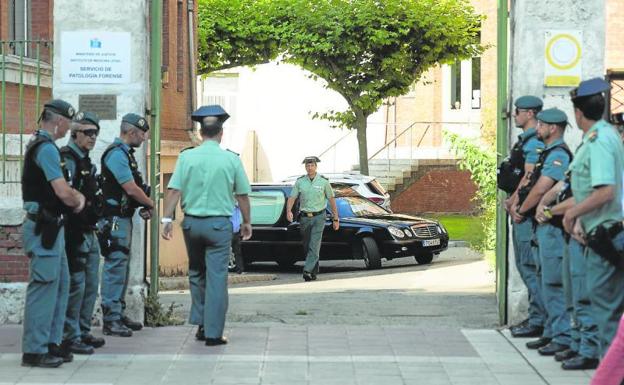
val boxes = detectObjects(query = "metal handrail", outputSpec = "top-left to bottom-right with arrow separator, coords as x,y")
317,130 -> 354,158
368,121 -> 421,160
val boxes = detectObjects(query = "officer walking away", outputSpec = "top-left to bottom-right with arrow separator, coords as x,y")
516,108 -> 573,356
563,78 -> 624,356
60,112 -> 106,355
99,113 -> 154,337
161,105 -> 252,346
499,95 -> 547,338
286,157 -> 339,282
21,100 -> 86,368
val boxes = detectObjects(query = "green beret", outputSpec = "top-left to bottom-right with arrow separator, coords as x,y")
44,99 -> 75,119
537,108 -> 568,124
122,113 -> 150,132
73,111 -> 100,130
514,95 -> 543,109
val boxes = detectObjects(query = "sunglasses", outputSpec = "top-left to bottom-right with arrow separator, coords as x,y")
77,129 -> 99,137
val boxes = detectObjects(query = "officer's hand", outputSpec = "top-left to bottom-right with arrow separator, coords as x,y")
161,222 -> 173,240
503,198 -> 512,212
535,203 -> 546,224
74,192 -> 86,213
286,211 -> 294,222
571,218 -> 586,245
563,212 -> 575,234
241,223 -> 252,240
332,220 -> 339,230
139,208 -> 152,220
510,206 -> 524,223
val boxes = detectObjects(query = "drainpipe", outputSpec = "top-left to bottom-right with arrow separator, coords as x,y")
149,0 -> 163,295
495,0 -> 510,325
187,0 -> 201,145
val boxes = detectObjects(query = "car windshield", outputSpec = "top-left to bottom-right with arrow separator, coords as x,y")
333,196 -> 390,218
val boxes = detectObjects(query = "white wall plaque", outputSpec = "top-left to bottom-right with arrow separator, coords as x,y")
544,30 -> 582,87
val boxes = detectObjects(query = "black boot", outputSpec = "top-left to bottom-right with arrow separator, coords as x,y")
81,333 -> 106,348
195,326 -> 206,341
526,337 -> 551,349
121,315 -> 143,331
48,343 -> 73,362
21,353 -> 63,368
103,320 -> 133,337
65,340 -> 95,355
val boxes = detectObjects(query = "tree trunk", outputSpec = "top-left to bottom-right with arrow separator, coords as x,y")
354,111 -> 369,175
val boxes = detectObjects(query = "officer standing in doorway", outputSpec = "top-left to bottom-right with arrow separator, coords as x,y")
161,105 -> 252,346
499,96 -> 547,338
286,157 -> 339,281
564,78 -> 624,356
515,108 -> 573,356
99,113 -> 154,337
21,100 -> 86,368
61,112 -> 106,354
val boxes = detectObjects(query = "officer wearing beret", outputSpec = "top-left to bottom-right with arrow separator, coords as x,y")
503,95 -> 547,339
21,99 -> 86,368
99,113 -> 154,337
60,112 -> 105,355
286,156 -> 339,281
563,78 -> 624,357
161,105 -> 252,346
516,108 -> 573,356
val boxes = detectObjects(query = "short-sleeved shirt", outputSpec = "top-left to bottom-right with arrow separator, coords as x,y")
521,127 -> 545,165
168,140 -> 251,216
102,138 -> 133,206
23,130 -> 65,214
290,174 -> 334,212
540,138 -> 570,182
570,120 -> 624,232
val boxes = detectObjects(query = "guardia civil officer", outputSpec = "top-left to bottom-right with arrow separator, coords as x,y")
286,157 -> 339,281
99,113 -> 154,337
563,78 -> 624,356
161,105 -> 251,346
515,108 -> 573,356
60,112 -> 106,355
500,96 -> 547,338
21,100 -> 86,368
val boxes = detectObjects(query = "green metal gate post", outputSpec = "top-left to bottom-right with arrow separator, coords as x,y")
496,0 -> 510,325
149,0 -> 163,295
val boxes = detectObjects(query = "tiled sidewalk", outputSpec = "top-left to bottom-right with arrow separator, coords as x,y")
0,325 -> 593,385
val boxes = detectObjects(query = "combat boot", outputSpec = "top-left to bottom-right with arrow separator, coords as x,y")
103,320 -> 133,337
21,353 -> 63,368
48,343 -> 73,362
121,315 -> 143,331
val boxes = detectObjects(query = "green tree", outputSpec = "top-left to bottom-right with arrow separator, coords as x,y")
198,0 -> 482,175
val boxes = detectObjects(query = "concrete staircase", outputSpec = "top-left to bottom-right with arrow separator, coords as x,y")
363,158 -> 459,197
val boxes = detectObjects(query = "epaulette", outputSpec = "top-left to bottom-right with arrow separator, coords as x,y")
297,175 -> 306,180
319,174 -> 329,180
226,148 -> 240,156
180,146 -> 195,153
588,131 -> 598,142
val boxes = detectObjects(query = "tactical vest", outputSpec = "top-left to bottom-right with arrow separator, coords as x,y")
60,145 -> 103,227
497,131 -> 538,194
100,142 -> 146,217
517,143 -> 573,218
21,131 -> 70,216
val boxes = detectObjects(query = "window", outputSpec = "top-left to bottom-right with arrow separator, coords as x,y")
471,57 -> 481,109
8,0 -> 31,55
249,190 -> 286,225
162,0 -> 170,87
176,0 -> 184,92
450,61 -> 461,109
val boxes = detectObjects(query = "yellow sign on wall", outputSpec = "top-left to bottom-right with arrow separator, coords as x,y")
544,30 -> 582,87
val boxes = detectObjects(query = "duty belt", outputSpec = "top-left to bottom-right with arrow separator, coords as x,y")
300,210 -> 324,217
26,212 -> 64,224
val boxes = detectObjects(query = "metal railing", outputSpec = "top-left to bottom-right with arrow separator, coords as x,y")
0,40 -> 52,199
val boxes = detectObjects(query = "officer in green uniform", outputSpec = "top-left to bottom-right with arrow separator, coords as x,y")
161,105 -> 251,346
563,78 -> 624,356
516,108 -> 573,356
60,112 -> 105,355
503,95 -> 547,338
286,157 -> 339,281
99,113 -> 154,337
21,100 -> 86,368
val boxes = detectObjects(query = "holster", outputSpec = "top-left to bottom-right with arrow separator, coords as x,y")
65,226 -> 87,272
586,221 -> 624,269
31,208 -> 64,250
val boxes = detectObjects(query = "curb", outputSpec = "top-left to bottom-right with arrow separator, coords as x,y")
448,240 -> 470,248
159,274 -> 277,291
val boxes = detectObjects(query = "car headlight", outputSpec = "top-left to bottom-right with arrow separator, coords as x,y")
437,224 -> 447,234
388,226 -> 405,239
403,228 -> 412,237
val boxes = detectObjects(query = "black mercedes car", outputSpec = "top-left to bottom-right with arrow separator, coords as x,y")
238,183 -> 449,269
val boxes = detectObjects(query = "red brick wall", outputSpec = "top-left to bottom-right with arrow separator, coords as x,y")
391,170 -> 478,214
0,84 -> 52,134
0,225 -> 28,283
606,0 -> 624,70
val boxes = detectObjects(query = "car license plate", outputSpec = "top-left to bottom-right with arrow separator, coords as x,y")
422,238 -> 441,247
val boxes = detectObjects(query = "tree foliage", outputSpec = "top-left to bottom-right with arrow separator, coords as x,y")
198,0 -> 483,174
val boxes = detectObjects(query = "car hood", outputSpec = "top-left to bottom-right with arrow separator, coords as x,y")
341,213 -> 438,227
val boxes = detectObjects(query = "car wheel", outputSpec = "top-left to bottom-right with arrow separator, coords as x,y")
275,257 -> 296,269
228,247 -> 239,272
415,253 -> 434,265
361,237 -> 382,270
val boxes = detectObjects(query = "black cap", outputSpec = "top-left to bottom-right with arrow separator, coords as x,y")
73,111 -> 100,130
302,156 -> 321,164
191,105 -> 230,124
44,99 -> 75,120
122,113 -> 150,132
